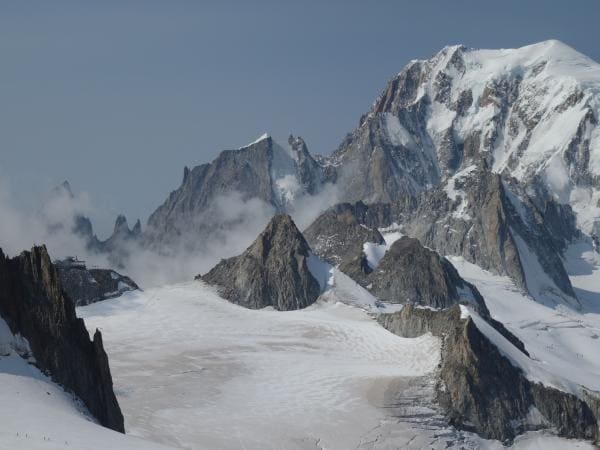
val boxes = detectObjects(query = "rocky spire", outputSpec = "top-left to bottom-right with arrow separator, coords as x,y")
0,245 -> 124,432
113,215 -> 130,235
198,214 -> 321,311
132,219 -> 142,236
49,180 -> 74,199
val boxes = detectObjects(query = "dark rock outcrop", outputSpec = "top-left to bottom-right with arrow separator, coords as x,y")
198,214 -> 321,311
55,258 -> 138,306
0,246 -> 124,432
379,305 -> 598,442
366,236 -> 489,316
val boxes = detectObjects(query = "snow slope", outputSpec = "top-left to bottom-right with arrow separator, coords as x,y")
0,319 -> 173,450
421,40 -> 600,182
449,245 -> 600,396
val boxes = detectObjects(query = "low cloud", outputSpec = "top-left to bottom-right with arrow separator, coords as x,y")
0,176 -> 340,289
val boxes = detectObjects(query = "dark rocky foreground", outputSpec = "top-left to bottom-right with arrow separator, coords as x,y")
55,257 -> 138,306
0,245 -> 124,432
198,214 -> 321,311
378,305 -> 599,443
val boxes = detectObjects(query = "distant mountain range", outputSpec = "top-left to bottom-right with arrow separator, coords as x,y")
70,40 -> 599,307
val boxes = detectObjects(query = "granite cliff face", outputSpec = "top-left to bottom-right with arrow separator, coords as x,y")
379,305 -> 598,443
145,135 -> 334,251
198,214 -> 321,311
0,245 -> 124,432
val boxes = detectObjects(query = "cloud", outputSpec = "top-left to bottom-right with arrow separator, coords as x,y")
0,175 -> 110,266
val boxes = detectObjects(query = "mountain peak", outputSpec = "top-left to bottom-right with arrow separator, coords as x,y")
50,180 -> 74,199
251,213 -> 310,260
132,219 -> 142,235
113,215 -> 129,233
240,133 -> 271,149
199,213 -> 321,311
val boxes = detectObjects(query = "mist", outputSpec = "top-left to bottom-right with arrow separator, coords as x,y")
0,176 -> 340,289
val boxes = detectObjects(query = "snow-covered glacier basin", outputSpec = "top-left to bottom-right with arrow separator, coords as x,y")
78,282 -> 440,449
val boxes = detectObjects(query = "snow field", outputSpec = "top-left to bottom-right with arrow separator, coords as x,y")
79,283 -> 440,449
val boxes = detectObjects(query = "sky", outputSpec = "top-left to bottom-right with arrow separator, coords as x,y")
1,0 -> 599,237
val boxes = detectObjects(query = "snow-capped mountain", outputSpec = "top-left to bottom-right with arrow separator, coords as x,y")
43,41 -> 600,266
334,40 -> 600,217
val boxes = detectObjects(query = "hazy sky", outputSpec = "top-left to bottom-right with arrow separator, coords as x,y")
1,0 -> 599,237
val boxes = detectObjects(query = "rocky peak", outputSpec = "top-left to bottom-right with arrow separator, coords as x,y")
144,133 -> 334,251
288,134 -> 307,153
51,180 -> 74,198
198,214 -> 321,311
132,218 -> 142,236
251,213 -> 311,261
73,215 -> 94,240
106,215 -> 142,244
113,215 -> 129,234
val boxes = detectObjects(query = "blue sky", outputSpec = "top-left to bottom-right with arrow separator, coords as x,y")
1,0 -> 599,236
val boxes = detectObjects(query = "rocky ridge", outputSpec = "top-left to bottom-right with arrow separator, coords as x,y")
0,245 -> 124,432
145,135 -> 334,251
361,236 -> 489,313
378,305 -> 599,443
